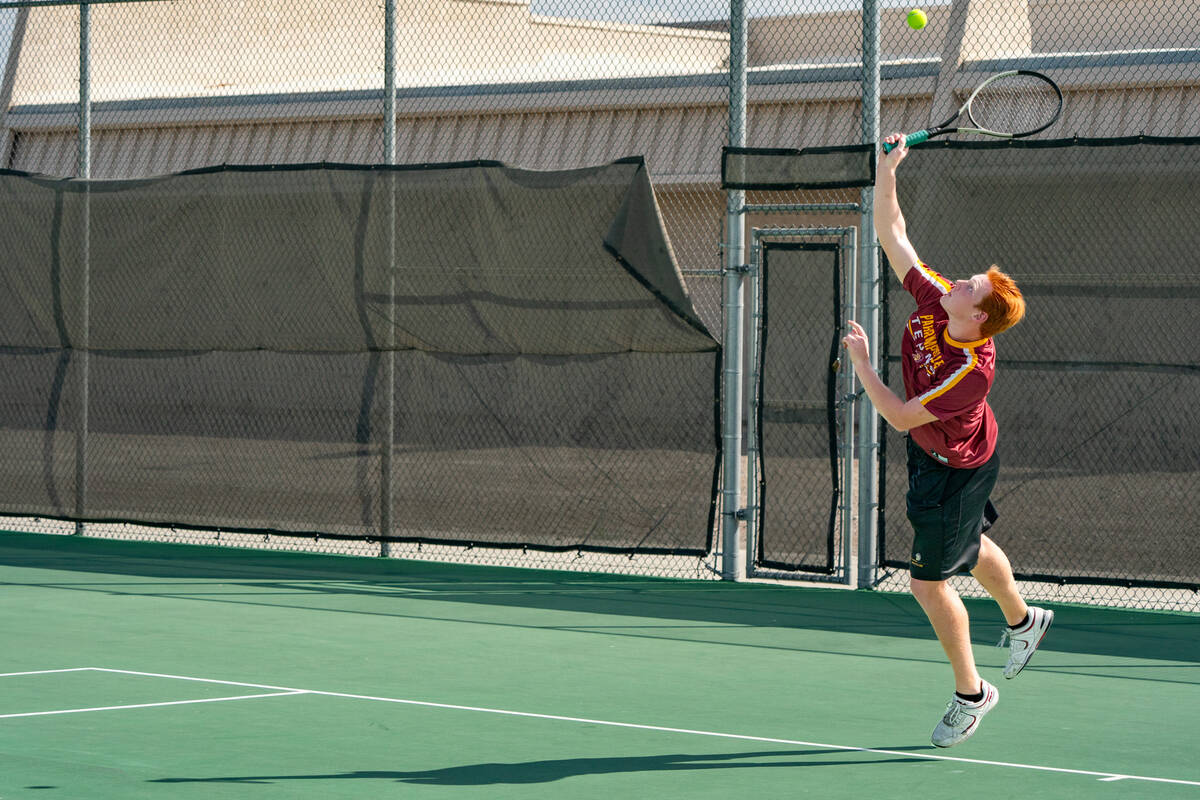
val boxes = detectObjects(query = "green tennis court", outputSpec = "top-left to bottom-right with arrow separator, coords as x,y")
2,531 -> 1197,799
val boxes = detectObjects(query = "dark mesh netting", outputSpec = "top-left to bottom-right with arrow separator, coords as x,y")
755,244 -> 841,573
0,158 -> 719,554
880,139 -> 1200,588
722,145 -> 875,191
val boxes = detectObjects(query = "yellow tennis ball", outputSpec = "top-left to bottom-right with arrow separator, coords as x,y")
907,8 -> 927,29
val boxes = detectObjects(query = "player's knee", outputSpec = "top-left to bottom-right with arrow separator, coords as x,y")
909,574 -> 946,600
974,534 -> 1005,567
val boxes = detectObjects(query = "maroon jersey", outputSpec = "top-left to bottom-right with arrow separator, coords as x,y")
900,262 -> 997,468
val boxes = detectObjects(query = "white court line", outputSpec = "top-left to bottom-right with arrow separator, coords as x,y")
25,668 -> 1200,788
0,691 -> 307,719
0,668 -> 96,678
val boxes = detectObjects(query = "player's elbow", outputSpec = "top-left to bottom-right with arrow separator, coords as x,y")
889,406 -> 934,433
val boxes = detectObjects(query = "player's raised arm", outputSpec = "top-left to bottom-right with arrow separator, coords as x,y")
874,133 -> 920,284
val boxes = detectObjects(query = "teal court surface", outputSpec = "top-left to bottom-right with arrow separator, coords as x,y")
1,531 -> 1198,799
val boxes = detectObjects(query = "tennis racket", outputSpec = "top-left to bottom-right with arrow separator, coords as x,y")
882,69 -> 1062,152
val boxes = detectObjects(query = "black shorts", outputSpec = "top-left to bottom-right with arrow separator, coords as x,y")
905,436 -> 999,581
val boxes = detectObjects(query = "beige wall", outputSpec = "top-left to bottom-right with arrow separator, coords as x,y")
9,0 -> 727,107
1030,0 -> 1200,52
746,6 -> 950,66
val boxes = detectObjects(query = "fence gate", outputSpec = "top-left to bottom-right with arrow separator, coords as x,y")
747,231 -> 857,581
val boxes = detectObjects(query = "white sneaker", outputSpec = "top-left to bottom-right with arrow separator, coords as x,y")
999,607 -> 1055,679
931,680 -> 998,748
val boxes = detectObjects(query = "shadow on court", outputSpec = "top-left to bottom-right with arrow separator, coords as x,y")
150,748 -> 935,785
2,531 -> 1198,667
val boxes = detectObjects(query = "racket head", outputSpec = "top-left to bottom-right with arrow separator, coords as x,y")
965,70 -> 1063,138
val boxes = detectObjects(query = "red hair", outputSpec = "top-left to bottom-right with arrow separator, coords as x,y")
978,266 -> 1025,338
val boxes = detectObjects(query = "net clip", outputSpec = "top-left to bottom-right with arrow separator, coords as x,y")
723,263 -> 752,276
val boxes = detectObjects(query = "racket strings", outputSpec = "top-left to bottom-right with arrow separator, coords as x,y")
968,75 -> 1061,135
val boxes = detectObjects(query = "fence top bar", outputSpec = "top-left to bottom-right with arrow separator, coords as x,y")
752,226 -> 856,238
0,0 -> 173,6
744,203 -> 861,214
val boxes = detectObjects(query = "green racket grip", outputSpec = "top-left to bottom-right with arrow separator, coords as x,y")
882,129 -> 933,153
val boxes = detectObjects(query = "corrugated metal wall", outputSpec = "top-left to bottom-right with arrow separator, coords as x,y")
11,77 -> 1199,177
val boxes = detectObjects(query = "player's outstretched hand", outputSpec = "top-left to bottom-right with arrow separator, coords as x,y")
880,132 -> 909,168
843,320 -> 870,365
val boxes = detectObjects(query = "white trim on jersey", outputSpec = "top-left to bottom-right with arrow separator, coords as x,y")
914,262 -> 952,295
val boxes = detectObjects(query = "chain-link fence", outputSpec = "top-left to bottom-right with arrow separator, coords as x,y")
0,156 -> 722,576
0,0 -> 1197,604
875,140 -> 1200,612
1,0 -> 735,324
0,0 -> 735,578
731,0 -> 1200,611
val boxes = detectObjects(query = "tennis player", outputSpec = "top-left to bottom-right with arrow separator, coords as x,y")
842,133 -> 1053,747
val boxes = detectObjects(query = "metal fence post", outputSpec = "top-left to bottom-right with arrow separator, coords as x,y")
857,0 -> 882,588
721,0 -> 748,580
842,225 -> 858,583
381,0 -> 397,556
74,1 -> 91,536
